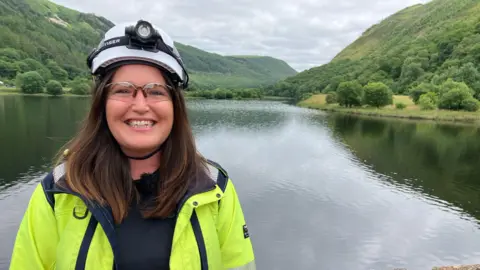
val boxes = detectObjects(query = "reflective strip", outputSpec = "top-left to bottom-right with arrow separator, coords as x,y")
228,260 -> 256,270
53,162 -> 66,183
206,163 -> 219,183
206,162 -> 228,192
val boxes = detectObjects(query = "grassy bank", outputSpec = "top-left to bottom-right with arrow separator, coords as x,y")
298,94 -> 480,124
0,87 -> 83,97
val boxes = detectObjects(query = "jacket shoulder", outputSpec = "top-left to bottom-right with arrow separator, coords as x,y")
205,159 -> 229,193
40,162 -> 68,210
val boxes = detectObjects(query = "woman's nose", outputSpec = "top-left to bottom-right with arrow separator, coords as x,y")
131,91 -> 150,112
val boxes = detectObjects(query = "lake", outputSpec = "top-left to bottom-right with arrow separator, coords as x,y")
1,95 -> 480,269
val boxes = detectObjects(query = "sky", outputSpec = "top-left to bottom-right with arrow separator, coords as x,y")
51,0 -> 431,72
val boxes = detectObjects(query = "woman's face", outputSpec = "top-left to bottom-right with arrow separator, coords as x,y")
105,64 -> 174,157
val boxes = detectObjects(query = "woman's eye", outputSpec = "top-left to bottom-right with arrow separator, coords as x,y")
149,90 -> 165,96
114,89 -> 131,94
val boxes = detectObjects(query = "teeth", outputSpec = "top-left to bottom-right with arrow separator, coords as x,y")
127,120 -> 154,127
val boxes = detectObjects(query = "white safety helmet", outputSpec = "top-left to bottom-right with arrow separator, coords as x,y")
87,20 -> 189,89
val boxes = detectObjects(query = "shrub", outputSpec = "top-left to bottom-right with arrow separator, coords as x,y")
326,92 -> 337,104
461,98 -> 480,112
200,90 -> 214,99
395,102 -> 406,109
363,82 -> 393,108
438,88 -> 474,111
15,71 -> 45,94
214,89 -> 227,99
418,92 -> 438,110
409,82 -> 438,104
46,80 -> 63,96
71,83 -> 90,95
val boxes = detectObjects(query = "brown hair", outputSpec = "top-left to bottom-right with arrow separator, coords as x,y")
55,67 -> 208,223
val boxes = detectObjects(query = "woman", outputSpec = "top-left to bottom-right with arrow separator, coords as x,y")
10,20 -> 255,270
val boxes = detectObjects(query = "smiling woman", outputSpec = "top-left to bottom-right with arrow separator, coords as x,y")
9,19 -> 255,270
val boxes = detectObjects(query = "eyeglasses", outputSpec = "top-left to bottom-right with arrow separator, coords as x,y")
105,82 -> 172,103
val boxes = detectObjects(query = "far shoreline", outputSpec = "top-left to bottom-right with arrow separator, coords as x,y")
0,88 -> 291,102
298,94 -> 480,125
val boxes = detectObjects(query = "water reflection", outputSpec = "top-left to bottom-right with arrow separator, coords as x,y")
192,114 -> 480,269
0,95 -> 90,189
1,96 -> 480,269
328,114 -> 480,223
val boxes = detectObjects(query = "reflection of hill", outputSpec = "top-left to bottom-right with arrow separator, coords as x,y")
0,96 -> 90,188
329,114 -> 480,221
187,100 -> 311,133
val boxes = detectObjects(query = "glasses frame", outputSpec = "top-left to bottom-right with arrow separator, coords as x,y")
105,81 -> 173,103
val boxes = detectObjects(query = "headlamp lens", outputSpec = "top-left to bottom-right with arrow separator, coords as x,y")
137,24 -> 152,39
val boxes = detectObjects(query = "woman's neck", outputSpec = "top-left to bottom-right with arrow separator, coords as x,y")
129,152 -> 161,180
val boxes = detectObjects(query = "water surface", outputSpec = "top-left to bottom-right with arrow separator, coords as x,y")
1,96 -> 480,269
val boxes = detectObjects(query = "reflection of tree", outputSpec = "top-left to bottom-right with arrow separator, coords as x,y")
329,114 -> 480,222
0,96 -> 90,188
187,100 -> 294,133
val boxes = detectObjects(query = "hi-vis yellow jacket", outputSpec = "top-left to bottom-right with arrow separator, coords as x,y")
10,160 -> 256,270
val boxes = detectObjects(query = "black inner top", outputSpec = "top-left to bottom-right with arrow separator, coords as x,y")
115,170 -> 176,270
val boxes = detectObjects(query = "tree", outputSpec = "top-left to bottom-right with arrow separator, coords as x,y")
326,92 -> 337,104
438,78 -> 474,97
399,62 -> 425,92
46,80 -> 63,96
16,71 -> 45,94
419,92 -> 438,110
336,81 -> 363,107
452,62 -> 480,97
71,83 -> 90,95
363,82 -> 393,108
438,88 -> 475,111
0,60 -> 17,79
409,83 -> 438,104
19,58 -> 52,81
46,60 -> 68,84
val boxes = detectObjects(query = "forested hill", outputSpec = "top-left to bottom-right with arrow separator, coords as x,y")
0,0 -> 296,90
266,0 -> 480,102
175,43 -> 297,89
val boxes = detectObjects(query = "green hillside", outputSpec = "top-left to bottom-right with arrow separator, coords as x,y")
266,0 -> 480,108
174,43 -> 296,89
0,0 -> 296,91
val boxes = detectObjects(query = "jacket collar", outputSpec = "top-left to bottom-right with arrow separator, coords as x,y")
45,161 -> 224,212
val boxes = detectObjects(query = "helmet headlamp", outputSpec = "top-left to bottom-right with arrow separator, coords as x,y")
126,20 -> 156,42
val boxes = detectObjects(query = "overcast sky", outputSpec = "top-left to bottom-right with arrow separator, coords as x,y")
51,0 -> 430,71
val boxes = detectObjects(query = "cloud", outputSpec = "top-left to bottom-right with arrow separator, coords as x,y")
51,0 -> 431,71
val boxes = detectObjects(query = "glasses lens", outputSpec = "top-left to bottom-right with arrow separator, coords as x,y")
108,82 -> 135,102
144,83 -> 171,102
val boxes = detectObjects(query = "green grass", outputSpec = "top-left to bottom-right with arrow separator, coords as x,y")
0,86 -> 18,94
0,87 -> 85,97
261,96 -> 292,101
299,94 -> 480,124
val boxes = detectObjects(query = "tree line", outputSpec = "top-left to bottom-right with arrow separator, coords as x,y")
185,88 -> 263,100
0,48 -> 91,95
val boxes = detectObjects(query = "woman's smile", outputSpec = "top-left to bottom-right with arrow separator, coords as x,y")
125,119 -> 157,132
